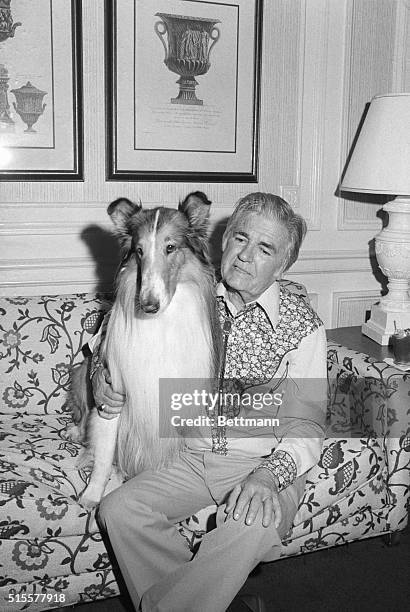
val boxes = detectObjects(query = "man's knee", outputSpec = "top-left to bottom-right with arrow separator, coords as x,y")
276,480 -> 303,539
215,502 -> 293,552
98,487 -> 122,529
216,504 -> 279,541
98,481 -> 153,531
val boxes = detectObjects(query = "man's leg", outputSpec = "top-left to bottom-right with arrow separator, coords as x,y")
98,449 -> 215,609
141,454 -> 304,612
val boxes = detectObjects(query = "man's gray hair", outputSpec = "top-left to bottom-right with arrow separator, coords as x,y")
225,192 -> 307,272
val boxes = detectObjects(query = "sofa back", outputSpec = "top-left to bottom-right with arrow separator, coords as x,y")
0,294 -> 110,415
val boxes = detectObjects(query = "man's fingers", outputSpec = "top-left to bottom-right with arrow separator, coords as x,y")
96,402 -> 122,419
92,368 -> 125,409
262,497 -> 273,528
97,408 -> 119,420
105,388 -> 126,404
103,370 -> 125,400
241,493 -> 278,528
232,488 -> 253,520
245,494 -> 262,525
94,391 -> 124,409
272,495 -> 282,528
225,484 -> 242,514
102,404 -> 122,414
225,472 -> 282,528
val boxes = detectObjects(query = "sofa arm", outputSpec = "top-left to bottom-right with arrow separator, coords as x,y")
327,341 -> 409,437
327,341 -> 410,531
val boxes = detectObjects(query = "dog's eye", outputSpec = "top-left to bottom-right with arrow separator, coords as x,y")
136,247 -> 143,258
166,244 -> 176,254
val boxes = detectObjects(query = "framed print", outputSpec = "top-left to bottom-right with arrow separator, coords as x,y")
106,0 -> 263,182
0,0 -> 83,181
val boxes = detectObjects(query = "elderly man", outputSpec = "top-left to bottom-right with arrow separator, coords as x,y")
94,193 -> 327,612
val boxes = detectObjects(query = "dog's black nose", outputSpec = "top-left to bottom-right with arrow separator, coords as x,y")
142,302 -> 160,314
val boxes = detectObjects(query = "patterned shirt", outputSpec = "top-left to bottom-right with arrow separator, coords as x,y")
185,281 -> 327,490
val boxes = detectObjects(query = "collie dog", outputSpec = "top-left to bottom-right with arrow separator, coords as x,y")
68,192 -> 221,508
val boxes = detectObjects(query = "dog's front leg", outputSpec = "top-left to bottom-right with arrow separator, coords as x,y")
79,410 -> 119,510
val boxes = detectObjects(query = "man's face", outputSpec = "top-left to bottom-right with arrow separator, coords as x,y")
221,212 -> 289,304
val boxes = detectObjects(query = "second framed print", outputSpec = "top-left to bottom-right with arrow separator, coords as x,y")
106,0 -> 263,182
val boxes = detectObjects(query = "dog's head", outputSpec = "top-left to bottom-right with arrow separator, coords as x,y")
108,192 -> 212,314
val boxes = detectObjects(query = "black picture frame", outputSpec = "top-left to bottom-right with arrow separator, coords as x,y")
106,0 -> 263,182
0,0 -> 83,181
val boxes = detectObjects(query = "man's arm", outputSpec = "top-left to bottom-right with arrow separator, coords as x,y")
87,318 -> 126,418
253,325 -> 327,488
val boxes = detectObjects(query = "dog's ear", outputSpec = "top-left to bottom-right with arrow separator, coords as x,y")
178,191 -> 211,235
107,198 -> 142,252
107,198 -> 141,231
179,192 -> 212,266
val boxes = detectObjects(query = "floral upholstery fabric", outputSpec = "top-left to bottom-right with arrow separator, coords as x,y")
0,292 -> 409,611
1,295 -> 109,416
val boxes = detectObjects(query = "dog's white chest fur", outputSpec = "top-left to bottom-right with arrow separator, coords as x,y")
103,281 -> 213,477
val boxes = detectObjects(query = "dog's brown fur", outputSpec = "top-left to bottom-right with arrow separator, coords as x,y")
67,192 -> 222,508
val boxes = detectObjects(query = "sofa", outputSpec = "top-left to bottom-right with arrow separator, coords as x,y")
0,291 -> 409,611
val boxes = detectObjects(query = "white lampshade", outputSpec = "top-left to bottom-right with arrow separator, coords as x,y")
340,93 -> 410,195
340,93 -> 410,344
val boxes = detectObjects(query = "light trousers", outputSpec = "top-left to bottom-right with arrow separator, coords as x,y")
98,449 -> 305,612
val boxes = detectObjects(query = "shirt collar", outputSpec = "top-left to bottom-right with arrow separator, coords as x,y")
216,280 -> 280,327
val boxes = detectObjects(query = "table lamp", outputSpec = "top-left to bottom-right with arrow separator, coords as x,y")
340,93 -> 410,345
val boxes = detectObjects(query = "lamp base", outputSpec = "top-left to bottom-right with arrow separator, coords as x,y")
362,303 -> 410,345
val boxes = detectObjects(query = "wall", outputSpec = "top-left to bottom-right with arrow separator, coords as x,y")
1,0 -> 410,328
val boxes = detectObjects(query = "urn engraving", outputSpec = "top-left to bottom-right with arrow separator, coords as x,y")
154,12 -> 221,105
11,81 -> 47,133
0,63 -> 14,132
0,0 -> 21,43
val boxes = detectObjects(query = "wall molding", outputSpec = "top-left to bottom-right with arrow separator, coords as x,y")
0,257 -> 116,296
292,248 -> 372,274
0,203 -> 248,238
0,223 -> 93,236
338,0 -> 398,231
296,0 -> 329,229
0,258 -> 99,270
0,279 -> 99,289
0,249 -> 372,286
331,289 -> 380,327
392,0 -> 410,89
0,200 -> 237,211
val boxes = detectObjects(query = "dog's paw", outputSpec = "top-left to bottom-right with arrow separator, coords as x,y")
76,447 -> 94,470
78,483 -> 104,510
78,494 -> 100,511
66,423 -> 84,443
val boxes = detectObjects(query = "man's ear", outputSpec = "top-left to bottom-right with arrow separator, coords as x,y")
178,191 -> 211,234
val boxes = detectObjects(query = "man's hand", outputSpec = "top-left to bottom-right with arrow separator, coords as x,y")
92,365 -> 125,420
225,468 -> 282,528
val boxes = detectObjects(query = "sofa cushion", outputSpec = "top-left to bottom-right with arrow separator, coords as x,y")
0,412 -> 121,602
0,414 -> 121,534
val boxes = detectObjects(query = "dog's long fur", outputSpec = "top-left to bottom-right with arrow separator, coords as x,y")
68,192 -> 222,507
